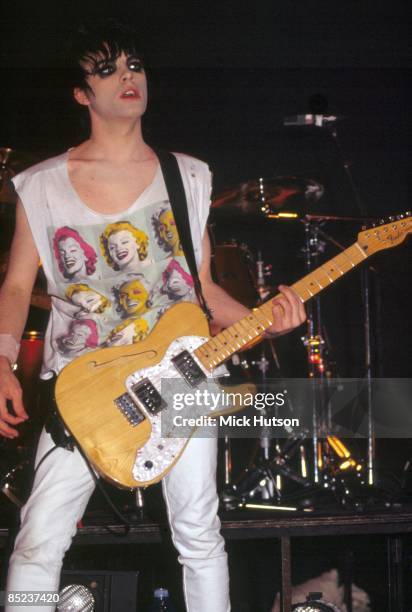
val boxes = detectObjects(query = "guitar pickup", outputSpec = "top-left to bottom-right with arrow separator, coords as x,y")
132,378 -> 167,415
172,350 -> 206,387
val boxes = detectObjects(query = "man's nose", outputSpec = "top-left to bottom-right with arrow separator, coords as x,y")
121,69 -> 133,81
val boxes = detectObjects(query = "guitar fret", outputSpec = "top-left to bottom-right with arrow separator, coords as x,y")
253,308 -> 273,329
224,330 -> 243,350
354,242 -> 368,259
240,317 -> 260,339
234,321 -> 253,342
292,282 -> 312,301
320,265 -> 336,282
315,271 -> 331,289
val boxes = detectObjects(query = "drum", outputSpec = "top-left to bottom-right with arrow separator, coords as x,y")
212,242 -> 258,308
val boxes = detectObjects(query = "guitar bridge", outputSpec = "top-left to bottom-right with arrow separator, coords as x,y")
172,350 -> 206,387
115,392 -> 145,427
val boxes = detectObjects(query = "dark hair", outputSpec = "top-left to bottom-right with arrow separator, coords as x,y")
66,18 -> 143,93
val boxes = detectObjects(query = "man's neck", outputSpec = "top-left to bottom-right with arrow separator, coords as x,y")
76,116 -> 153,165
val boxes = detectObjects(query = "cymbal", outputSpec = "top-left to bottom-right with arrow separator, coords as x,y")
212,176 -> 324,219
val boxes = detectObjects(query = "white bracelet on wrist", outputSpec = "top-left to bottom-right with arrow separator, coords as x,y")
0,333 -> 20,367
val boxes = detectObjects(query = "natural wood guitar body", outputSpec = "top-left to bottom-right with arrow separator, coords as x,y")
55,302 -> 210,488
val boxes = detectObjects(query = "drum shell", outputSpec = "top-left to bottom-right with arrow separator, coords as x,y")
212,242 -> 258,308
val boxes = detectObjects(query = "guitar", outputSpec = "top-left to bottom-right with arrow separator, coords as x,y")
55,214 -> 411,488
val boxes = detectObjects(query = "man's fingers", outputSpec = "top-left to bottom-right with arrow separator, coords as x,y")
278,285 -> 306,324
0,420 -> 19,438
0,401 -> 24,425
269,285 -> 306,335
9,389 -> 28,420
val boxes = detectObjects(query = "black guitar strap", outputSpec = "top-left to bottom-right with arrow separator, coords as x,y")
155,149 -> 212,321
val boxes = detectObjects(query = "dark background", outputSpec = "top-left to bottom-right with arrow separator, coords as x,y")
0,3 -> 411,610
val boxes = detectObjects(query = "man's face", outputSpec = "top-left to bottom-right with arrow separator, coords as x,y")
108,229 -> 138,268
75,50 -> 148,121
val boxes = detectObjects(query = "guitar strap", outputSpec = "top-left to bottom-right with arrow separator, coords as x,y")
155,149 -> 213,321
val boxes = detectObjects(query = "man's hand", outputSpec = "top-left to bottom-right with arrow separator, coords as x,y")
0,356 -> 28,438
267,285 -> 306,337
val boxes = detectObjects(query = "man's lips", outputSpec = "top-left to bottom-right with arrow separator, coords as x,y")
120,88 -> 140,100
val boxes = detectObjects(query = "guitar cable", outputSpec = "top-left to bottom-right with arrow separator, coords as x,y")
35,380 -> 133,536
32,435 -> 132,536
75,441 -> 132,536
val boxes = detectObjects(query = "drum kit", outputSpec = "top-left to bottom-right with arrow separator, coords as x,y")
209,170 -> 377,512
0,143 -> 390,514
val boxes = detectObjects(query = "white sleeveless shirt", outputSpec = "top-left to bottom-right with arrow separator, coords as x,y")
12,151 -> 211,378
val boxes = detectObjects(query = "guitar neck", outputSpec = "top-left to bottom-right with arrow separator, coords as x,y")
194,241 -> 368,371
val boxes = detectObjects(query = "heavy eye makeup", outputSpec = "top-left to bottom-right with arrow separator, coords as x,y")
126,57 -> 144,72
92,56 -> 144,78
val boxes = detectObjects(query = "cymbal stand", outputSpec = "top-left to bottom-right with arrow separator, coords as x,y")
220,253 -> 312,511
301,220 -> 367,498
301,219 -> 328,484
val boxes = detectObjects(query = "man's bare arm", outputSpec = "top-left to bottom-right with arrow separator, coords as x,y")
0,198 -> 41,437
198,231 -> 306,335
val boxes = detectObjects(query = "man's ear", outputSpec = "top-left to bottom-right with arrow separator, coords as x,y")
73,87 -> 91,106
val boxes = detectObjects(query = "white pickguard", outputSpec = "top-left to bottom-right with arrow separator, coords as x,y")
126,336 -> 227,484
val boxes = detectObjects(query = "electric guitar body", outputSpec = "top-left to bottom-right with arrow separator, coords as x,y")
55,302 -> 253,488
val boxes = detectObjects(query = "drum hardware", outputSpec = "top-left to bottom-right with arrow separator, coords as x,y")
299,218 -> 374,504
215,213 -> 378,511
221,427 -> 314,512
0,459 -> 30,508
210,171 -> 387,509
219,249 -> 316,512
211,176 -> 325,222
299,213 -> 380,490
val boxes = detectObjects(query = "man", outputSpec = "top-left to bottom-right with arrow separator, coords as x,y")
0,19 -> 306,611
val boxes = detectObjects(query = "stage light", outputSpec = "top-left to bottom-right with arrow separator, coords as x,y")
57,584 -> 94,611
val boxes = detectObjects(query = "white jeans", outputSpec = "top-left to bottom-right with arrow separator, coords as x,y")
6,428 -> 230,612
